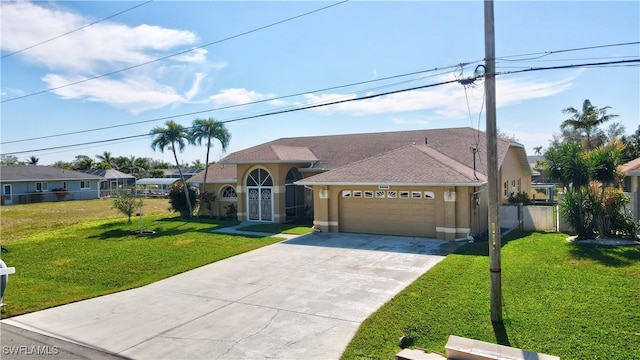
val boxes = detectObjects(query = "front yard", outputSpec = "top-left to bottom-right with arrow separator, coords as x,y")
342,231 -> 640,360
0,199 -> 281,318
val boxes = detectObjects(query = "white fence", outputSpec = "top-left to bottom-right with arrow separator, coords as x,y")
500,204 -> 570,232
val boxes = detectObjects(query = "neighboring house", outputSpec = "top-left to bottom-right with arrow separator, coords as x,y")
135,178 -> 179,197
192,127 -> 531,240
0,166 -> 103,205
621,157 -> 640,223
80,169 -> 136,197
161,168 -> 203,180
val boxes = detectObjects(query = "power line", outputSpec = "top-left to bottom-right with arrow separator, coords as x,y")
4,58 -> 638,157
1,1 -> 154,60
1,64 -> 462,145
494,41 -> 639,62
0,0 -> 350,104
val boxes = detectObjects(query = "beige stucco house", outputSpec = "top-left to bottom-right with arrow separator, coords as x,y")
189,127 -> 531,240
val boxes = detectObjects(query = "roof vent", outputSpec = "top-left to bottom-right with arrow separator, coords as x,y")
424,137 -> 428,144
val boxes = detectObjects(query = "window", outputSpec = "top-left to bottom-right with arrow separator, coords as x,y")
220,186 -> 237,199
375,191 -> 385,198
412,191 -> 422,199
80,181 -> 90,189
517,179 -> 521,193
35,182 -> 48,192
387,191 -> 397,198
353,190 -> 362,198
399,191 -> 409,199
364,191 -> 373,198
424,191 -> 435,199
3,185 -> 11,195
503,181 -> 508,198
62,181 -> 67,190
342,190 -> 351,197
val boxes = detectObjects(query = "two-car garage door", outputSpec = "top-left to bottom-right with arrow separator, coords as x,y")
339,189 -> 437,237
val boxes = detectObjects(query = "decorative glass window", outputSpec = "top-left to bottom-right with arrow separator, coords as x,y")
80,181 -> 90,189
387,191 -> 397,198
375,191 -> 385,198
400,191 -> 409,199
424,191 -> 435,199
364,191 -> 373,198
353,190 -> 362,198
220,186 -> 237,199
342,190 -> 351,197
412,191 -> 422,199
35,182 -> 48,192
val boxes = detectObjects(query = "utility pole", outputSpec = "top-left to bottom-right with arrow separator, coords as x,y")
484,0 -> 502,322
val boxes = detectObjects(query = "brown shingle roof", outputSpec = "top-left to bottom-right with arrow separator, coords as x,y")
223,127 -> 512,174
297,145 -> 487,185
622,157 -> 640,176
188,163 -> 237,183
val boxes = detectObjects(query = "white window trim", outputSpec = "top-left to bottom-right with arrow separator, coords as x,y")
80,181 -> 91,189
36,182 -> 48,192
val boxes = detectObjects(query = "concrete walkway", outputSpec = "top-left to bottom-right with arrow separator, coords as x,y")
2,232 -> 460,359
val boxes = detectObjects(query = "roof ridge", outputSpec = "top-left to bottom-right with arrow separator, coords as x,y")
414,145 -> 485,181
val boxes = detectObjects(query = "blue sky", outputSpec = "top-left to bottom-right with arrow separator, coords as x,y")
1,1 -> 638,166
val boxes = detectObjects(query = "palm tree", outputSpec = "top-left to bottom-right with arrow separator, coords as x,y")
95,151 -> 115,169
150,120 -> 193,218
533,146 -> 543,155
561,100 -> 619,150
189,117 -> 231,216
27,156 -> 39,165
191,159 -> 204,169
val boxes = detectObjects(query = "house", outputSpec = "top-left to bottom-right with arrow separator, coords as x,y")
190,127 -> 532,240
0,166 -> 103,205
80,169 -> 136,197
161,168 -> 203,180
135,178 -> 180,197
621,157 -> 640,222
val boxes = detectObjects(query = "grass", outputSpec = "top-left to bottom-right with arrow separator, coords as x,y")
236,222 -> 313,235
342,231 -> 640,360
0,199 -> 279,318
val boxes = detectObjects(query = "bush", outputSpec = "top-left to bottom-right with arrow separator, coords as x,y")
508,191 -> 533,205
168,181 -> 198,218
602,189 -> 639,238
560,188 -> 598,239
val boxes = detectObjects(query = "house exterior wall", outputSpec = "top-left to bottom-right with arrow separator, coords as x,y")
235,163 -> 309,223
0,179 -> 100,204
197,182 -> 238,219
499,148 -> 532,204
312,185 -> 477,240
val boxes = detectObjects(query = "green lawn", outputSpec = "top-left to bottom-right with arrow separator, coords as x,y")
236,223 -> 313,235
342,231 -> 640,360
0,213 -> 280,318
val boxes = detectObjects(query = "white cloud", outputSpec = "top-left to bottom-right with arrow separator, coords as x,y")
1,1 -> 215,113
209,88 -> 276,108
301,72 -> 579,119
42,73 -> 205,114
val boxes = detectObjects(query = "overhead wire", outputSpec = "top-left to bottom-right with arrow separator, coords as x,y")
4,58 -> 638,157
1,64 -> 465,145
1,0 -> 155,60
0,0 -> 350,104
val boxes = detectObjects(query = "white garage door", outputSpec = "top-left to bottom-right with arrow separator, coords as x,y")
339,190 -> 436,237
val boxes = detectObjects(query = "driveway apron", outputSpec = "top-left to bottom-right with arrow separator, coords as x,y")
2,233 -> 460,359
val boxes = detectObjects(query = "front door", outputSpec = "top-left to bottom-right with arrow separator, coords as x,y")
2,184 -> 12,205
246,169 -> 273,222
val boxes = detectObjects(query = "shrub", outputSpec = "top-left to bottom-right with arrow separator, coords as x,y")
560,188 -> 598,239
224,203 -> 237,220
51,188 -> 68,201
168,181 -> 198,218
602,189 -> 639,238
508,191 -> 533,205
113,192 -> 143,223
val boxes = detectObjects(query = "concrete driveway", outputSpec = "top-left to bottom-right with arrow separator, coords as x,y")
2,232 -> 460,359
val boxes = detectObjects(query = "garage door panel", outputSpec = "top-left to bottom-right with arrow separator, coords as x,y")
340,193 -> 436,237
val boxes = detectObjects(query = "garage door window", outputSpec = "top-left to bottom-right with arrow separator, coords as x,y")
388,191 -> 397,198
353,191 -> 362,198
424,191 -> 435,199
342,190 -> 351,197
399,191 -> 409,199
375,191 -> 385,198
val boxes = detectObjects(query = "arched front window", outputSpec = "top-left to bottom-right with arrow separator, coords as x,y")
246,168 -> 273,187
220,186 -> 237,199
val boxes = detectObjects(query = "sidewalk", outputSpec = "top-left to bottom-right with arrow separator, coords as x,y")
211,222 -> 305,240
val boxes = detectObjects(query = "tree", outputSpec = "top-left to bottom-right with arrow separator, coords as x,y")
113,192 -> 143,223
191,159 -> 204,169
621,125 -> 640,162
150,120 -> 193,218
189,117 -> 231,217
72,155 -> 94,170
27,156 -> 39,165
52,160 -> 72,169
1,155 -> 21,166
533,146 -> 543,155
95,151 -> 115,169
560,99 -> 618,150
167,181 -> 199,218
